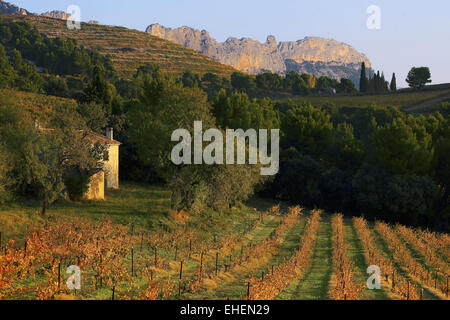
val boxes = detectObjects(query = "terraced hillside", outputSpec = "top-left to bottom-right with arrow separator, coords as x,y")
0,14 -> 238,79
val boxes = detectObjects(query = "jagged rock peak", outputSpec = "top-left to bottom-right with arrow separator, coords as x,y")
41,10 -> 72,20
0,0 -> 30,15
146,23 -> 371,85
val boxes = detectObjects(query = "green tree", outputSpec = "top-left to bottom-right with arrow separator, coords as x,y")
390,73 -> 397,91
373,118 -> 434,176
433,119 -> 450,207
353,164 -> 439,225
0,96 -> 104,215
359,62 -> 368,93
182,70 -> 200,88
82,66 -> 117,114
316,76 -> 332,93
332,122 -> 366,173
256,72 -> 282,91
231,72 -> 256,92
281,104 -> 334,159
406,67 -> 432,89
77,102 -> 108,133
338,78 -> 357,94
0,43 -> 16,88
127,75 -> 214,181
44,75 -> 69,97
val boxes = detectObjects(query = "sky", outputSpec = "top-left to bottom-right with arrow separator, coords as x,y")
11,0 -> 450,87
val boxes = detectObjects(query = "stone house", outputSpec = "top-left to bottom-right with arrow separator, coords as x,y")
84,128 -> 121,200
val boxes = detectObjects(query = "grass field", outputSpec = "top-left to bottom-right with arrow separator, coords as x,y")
283,84 -> 450,110
0,15 -> 237,79
0,183 -> 448,300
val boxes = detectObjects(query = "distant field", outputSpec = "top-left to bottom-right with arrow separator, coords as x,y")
1,15 -> 238,79
284,84 -> 450,109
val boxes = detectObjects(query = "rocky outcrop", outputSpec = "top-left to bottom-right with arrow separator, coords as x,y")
41,10 -> 72,20
146,23 -> 371,84
1,2 -> 99,23
0,0 -> 30,15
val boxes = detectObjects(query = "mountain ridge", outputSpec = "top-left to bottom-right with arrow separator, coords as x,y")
146,23 -> 372,85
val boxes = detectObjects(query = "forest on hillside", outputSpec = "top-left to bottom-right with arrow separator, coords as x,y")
0,19 -> 449,231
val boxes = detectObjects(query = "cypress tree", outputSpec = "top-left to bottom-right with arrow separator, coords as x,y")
359,62 -> 368,93
390,73 -> 397,91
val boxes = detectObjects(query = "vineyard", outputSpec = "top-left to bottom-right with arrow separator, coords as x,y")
0,184 -> 449,300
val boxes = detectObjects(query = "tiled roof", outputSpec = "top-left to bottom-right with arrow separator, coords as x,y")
36,124 -> 121,146
87,131 -> 122,145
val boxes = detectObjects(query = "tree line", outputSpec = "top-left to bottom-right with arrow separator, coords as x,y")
0,20 -> 446,230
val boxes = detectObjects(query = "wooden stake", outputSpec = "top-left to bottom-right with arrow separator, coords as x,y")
407,281 -> 410,300
247,281 -> 250,300
189,240 -> 192,259
435,272 -> 438,289
446,276 -> 448,298
179,261 -> 183,280
215,252 -> 219,276
200,252 -> 204,276
57,262 -> 61,291
131,248 -> 134,277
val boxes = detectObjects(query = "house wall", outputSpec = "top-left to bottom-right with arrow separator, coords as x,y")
104,144 -> 119,189
84,171 -> 105,200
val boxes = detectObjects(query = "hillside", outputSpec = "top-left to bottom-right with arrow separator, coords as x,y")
0,14 -> 238,79
0,88 -> 77,120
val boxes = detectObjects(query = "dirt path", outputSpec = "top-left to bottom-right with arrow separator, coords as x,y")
404,92 -> 450,112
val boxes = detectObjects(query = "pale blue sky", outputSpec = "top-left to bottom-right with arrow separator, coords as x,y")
11,0 -> 450,87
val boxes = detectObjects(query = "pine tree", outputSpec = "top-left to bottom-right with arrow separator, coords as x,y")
390,73 -> 397,91
359,62 -> 368,93
381,72 -> 386,92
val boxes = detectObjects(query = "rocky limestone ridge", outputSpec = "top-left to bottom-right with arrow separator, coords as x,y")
146,23 -> 371,84
0,0 -> 30,15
